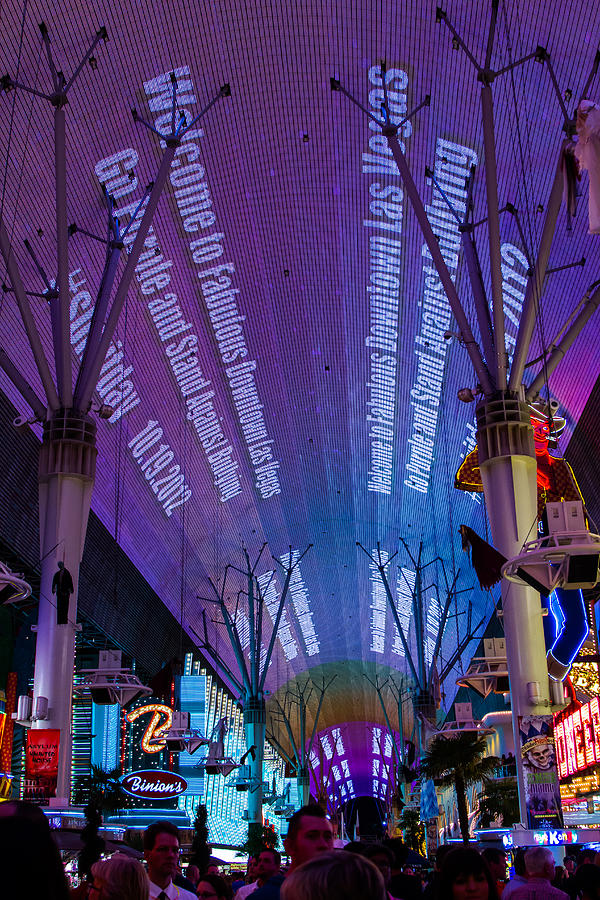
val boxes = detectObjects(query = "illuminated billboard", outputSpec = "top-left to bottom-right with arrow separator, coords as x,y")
555,697 -> 600,780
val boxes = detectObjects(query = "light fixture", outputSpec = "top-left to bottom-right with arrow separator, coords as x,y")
0,561 -> 32,604
76,650 -> 151,706
502,501 -> 600,593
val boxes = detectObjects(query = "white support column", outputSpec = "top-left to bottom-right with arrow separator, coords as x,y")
244,697 -> 266,826
32,410 -> 96,805
297,766 -> 310,806
477,396 -> 550,824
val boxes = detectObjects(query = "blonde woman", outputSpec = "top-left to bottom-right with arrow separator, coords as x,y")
280,850 -> 387,900
89,853 -> 149,900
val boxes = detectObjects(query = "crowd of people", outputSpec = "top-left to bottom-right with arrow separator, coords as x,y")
3,799 -> 600,899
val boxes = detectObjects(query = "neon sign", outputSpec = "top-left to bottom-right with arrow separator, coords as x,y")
533,830 -> 579,846
126,703 -> 173,753
122,769 -> 187,799
555,697 -> 600,779
502,830 -> 579,848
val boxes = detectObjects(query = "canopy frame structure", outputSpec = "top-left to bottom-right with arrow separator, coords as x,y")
0,19 -> 230,802
201,544 -> 311,832
268,674 -> 336,805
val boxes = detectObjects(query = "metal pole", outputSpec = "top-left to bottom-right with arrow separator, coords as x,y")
75,141 -> 178,409
307,681 -> 330,761
526,285 -> 600,400
426,574 -> 459,692
509,148 -> 566,391
247,557 -> 258,696
276,699 -> 301,767
0,222 -> 59,410
480,82 -> 508,390
244,699 -> 266,827
219,602 -> 251,694
383,128 -> 495,398
476,396 -> 551,825
374,685 -> 403,768
74,245 -> 121,401
259,569 -> 292,691
461,229 -> 496,371
377,563 -> 419,684
54,101 -> 72,407
414,545 -> 427,689
0,347 -> 47,419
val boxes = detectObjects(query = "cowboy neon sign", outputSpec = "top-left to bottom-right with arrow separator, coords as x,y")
125,703 -> 173,754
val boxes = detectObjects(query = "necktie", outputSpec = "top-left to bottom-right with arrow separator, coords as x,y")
158,893 -> 168,900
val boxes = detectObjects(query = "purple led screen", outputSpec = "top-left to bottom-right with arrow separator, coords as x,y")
1,0 -> 600,793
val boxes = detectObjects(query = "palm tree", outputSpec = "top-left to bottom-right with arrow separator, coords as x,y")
88,764 -> 127,815
477,776 -> 519,828
419,732 -> 500,844
190,803 -> 212,873
77,765 -> 127,877
399,807 -> 425,856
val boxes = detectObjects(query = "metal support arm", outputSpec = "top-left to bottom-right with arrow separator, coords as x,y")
480,83 -> 508,389
526,283 -> 600,400
0,347 -> 46,419
509,146 -> 567,391
0,223 -> 59,410
383,129 -> 495,397
75,141 -> 178,409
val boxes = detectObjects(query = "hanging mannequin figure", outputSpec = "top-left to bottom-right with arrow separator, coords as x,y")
52,560 -> 74,625
455,403 -> 589,681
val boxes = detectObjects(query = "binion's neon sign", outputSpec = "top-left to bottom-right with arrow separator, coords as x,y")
126,703 -> 173,754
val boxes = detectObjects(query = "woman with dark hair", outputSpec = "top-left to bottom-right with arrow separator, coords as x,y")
436,848 -> 499,900
197,872 -> 233,900
0,806 -> 70,900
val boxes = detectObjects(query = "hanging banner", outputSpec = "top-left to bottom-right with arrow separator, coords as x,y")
24,729 -> 60,802
519,715 -> 564,829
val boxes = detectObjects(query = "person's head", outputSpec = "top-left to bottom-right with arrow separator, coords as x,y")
362,843 -> 395,887
524,846 -> 555,881
575,864 -> 600,899
280,850 -> 386,900
565,856 -> 576,874
382,837 -> 409,872
438,847 -> 499,900
341,841 -> 367,855
513,849 -> 527,878
143,822 -> 181,887
481,848 -> 507,883
90,854 -> 149,900
246,855 -> 259,880
196,872 -> 232,900
579,849 -> 597,867
434,843 -> 455,872
0,799 -> 49,823
187,865 -> 201,886
284,805 -> 334,870
206,862 -> 220,875
0,810 -> 70,900
255,848 -> 281,882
